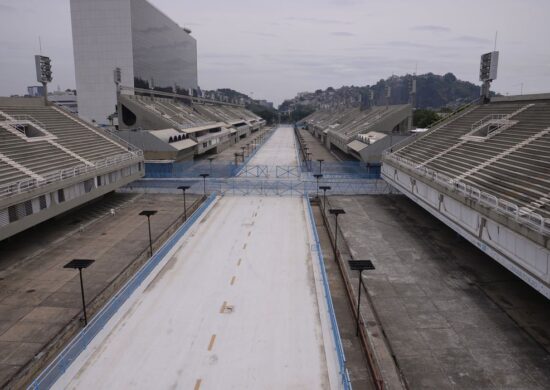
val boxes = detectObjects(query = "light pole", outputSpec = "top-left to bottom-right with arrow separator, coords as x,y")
139,210 -> 157,257
348,260 -> 375,336
313,174 -> 323,198
317,159 -> 324,175
329,208 -> 345,261
319,185 -> 331,213
177,185 -> 190,221
207,157 -> 216,176
241,146 -> 247,157
64,259 -> 95,326
199,173 -> 210,195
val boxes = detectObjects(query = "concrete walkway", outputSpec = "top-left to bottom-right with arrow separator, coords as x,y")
326,194 -> 550,389
0,193 -> 200,388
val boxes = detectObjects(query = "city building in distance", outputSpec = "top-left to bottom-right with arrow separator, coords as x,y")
70,0 -> 198,125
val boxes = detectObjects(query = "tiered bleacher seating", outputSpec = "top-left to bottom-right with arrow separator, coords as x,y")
393,100 -> 550,218
0,103 -> 128,162
0,159 -> 28,186
0,125 -> 81,176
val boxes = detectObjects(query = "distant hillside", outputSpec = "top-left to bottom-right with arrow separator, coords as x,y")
280,73 -> 485,112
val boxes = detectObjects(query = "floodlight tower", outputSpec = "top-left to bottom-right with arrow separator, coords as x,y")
408,75 -> 417,130
479,51 -> 499,104
35,55 -> 52,106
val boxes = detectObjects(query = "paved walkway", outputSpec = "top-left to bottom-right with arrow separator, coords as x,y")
326,195 -> 550,389
299,128 -> 338,163
203,126 -> 274,162
0,193 -> 199,388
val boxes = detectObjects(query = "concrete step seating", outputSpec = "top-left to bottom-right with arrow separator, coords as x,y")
0,126 -> 81,177
0,105 -> 127,163
394,101 -> 550,218
0,159 -> 29,186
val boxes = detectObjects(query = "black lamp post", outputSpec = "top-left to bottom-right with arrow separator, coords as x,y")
348,260 -> 375,336
329,208 -> 345,261
317,159 -> 324,175
199,173 -> 210,195
207,157 -> 216,176
64,259 -> 95,326
139,210 -> 157,257
177,185 -> 190,221
319,185 -> 331,213
313,173 -> 323,198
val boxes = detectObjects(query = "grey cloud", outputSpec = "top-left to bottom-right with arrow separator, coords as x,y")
284,17 -> 352,25
240,31 -> 278,38
0,4 -> 15,12
331,31 -> 355,37
411,25 -> 451,33
386,41 -> 440,49
453,35 -> 492,45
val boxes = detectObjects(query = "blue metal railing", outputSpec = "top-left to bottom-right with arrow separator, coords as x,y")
145,161 -> 381,180
29,193 -> 218,389
304,196 -> 352,389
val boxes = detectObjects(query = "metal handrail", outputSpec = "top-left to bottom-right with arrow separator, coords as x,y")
0,151 -> 143,200
382,153 -> 550,235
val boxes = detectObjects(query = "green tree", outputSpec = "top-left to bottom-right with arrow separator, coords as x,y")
413,109 -> 439,128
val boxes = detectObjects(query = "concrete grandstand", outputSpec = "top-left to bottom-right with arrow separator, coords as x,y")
0,97 -> 144,241
117,91 -> 265,161
302,104 -> 412,162
382,93 -> 550,299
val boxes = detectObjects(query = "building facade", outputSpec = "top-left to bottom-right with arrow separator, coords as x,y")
70,0 -> 198,125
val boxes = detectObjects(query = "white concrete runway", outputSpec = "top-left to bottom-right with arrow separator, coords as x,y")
247,125 -> 299,167
52,126 -> 339,389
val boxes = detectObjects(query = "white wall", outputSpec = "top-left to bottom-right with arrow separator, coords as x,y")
382,163 -> 550,300
70,0 -> 135,124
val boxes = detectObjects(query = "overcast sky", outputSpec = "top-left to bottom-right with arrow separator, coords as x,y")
1,0 -> 549,105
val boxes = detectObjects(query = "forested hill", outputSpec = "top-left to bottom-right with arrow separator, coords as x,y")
280,72 -> 485,111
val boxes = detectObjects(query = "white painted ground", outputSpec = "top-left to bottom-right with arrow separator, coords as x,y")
52,196 -> 337,389
247,125 -> 299,167
52,125 -> 340,389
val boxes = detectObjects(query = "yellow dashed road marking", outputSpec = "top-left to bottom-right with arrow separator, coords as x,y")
243,243 -> 247,250
219,301 -> 227,313
208,334 -> 216,351
194,379 -> 202,390
237,258 -> 242,266
230,276 -> 236,285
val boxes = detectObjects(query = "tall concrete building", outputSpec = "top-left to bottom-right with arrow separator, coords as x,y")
70,0 -> 198,125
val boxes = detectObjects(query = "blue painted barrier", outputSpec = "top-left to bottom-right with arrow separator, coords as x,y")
304,196 -> 352,390
29,193 -> 218,389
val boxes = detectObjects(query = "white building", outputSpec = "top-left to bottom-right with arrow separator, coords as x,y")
70,0 -> 198,125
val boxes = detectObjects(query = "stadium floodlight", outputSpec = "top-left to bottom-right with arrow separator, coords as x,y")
348,259 -> 375,335
139,210 -> 157,257
329,208 -> 345,261
479,51 -> 499,103
199,173 -> 210,195
63,259 -> 95,326
177,186 -> 190,221
313,174 -> 323,198
35,55 -> 52,105
319,185 -> 331,213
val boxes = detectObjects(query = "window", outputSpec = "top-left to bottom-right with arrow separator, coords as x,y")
39,195 -> 47,210
84,179 -> 94,193
97,176 -> 102,186
24,200 -> 33,216
8,206 -> 17,223
58,189 -> 65,203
